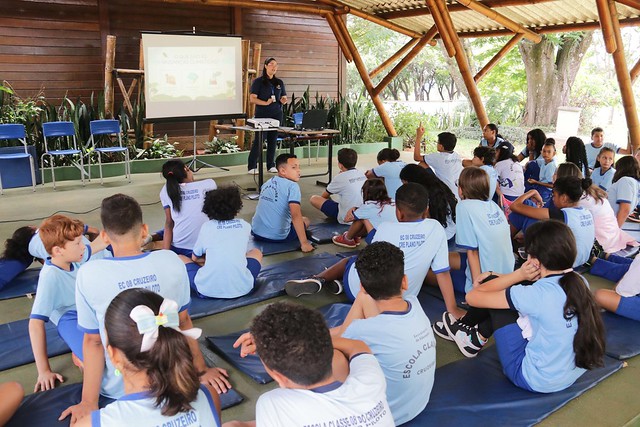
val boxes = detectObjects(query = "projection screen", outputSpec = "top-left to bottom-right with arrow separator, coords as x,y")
142,33 -> 244,122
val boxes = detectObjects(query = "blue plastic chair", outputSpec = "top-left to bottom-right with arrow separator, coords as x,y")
88,119 -> 131,185
0,124 -> 36,195
42,121 -> 85,189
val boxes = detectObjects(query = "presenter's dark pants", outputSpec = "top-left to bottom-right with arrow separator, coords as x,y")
248,111 -> 283,170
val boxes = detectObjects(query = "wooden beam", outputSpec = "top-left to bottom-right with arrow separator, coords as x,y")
426,0 -> 456,57
616,0 -> 640,11
333,14 -> 397,136
377,0 -> 556,20
104,35 -> 115,119
373,36 -> 431,96
249,42 -> 262,119
139,38 -> 153,139
369,38 -> 419,79
454,0 -> 541,42
326,13 -> 354,63
161,0 -> 334,16
631,56 -> 640,84
474,33 -> 524,82
232,7 -> 243,35
605,0 -> 640,150
597,0 -> 617,53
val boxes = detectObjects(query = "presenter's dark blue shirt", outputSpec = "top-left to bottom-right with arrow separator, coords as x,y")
251,77 -> 286,119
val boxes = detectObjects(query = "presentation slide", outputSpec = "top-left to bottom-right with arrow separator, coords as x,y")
142,33 -> 244,121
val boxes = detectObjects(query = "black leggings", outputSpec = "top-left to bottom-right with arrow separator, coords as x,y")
459,307 -> 519,339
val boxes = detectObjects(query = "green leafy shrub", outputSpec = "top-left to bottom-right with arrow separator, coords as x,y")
135,135 -> 182,159
205,136 -> 241,154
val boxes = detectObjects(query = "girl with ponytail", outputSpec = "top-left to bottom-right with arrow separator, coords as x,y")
365,147 -> 406,199
444,220 -> 605,392
155,160 -> 216,257
77,288 -> 221,426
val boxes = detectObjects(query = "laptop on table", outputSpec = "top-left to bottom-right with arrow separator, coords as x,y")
298,109 -> 329,131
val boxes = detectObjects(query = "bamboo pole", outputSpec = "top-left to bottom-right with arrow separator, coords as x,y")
606,0 -> 640,150
616,0 -> 640,11
369,38 -> 419,79
326,13 -> 354,63
334,14 -> 397,136
426,0 -> 456,57
104,35 -> 116,119
379,0 -> 556,19
434,0 -> 463,55
631,57 -> 640,85
437,1 -> 489,127
596,0 -> 617,53
474,33 -> 524,82
373,36 -> 431,96
453,0 -> 542,43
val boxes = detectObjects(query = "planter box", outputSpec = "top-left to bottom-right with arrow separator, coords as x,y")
39,140 -> 397,184
0,145 -> 41,188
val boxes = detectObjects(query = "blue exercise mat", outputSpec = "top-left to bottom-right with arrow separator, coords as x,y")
611,245 -> 640,258
603,311 -> 640,360
0,268 -> 40,300
308,222 -> 350,244
416,290 -> 448,323
6,382 -> 243,427
206,302 -> 353,384
335,250 -> 360,259
0,319 -> 69,371
247,237 -> 303,255
189,252 -> 342,319
401,346 -> 623,427
621,221 -> 640,231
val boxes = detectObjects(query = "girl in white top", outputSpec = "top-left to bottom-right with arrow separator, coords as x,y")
494,141 -> 525,201
607,156 -> 640,227
155,160 -> 216,256
78,288 -> 221,427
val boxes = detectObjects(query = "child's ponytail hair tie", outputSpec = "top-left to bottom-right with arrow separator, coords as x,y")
562,268 -> 574,274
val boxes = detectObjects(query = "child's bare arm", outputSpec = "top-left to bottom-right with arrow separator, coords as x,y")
435,271 -> 466,320
29,318 -> 64,392
414,123 -> 426,163
162,207 -> 174,251
88,234 -> 108,255
290,203 -> 314,253
332,336 -> 371,360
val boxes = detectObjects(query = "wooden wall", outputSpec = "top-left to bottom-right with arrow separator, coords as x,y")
0,0 -> 344,136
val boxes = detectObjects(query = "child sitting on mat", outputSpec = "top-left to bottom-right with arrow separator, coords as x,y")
594,255 -> 640,322
286,183 -> 462,318
591,147 -> 616,191
443,220 -> 606,394
75,289 -> 221,427
228,302 -> 394,427
365,147 -> 406,199
332,178 -> 396,249
471,146 -> 500,203
29,215 -> 107,391
414,124 -> 463,200
0,226 -> 35,291
29,222 -> 107,262
60,194 -> 230,423
526,140 -> 557,204
310,147 -> 366,225
187,186 -> 262,298
332,242 -> 436,425
147,159 -> 216,257
606,156 -> 640,227
251,153 -> 314,253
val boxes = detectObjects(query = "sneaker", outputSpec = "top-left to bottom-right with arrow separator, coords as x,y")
268,167 -> 278,173
325,279 -> 343,295
285,277 -> 324,297
442,312 -> 486,358
433,314 -> 453,341
589,240 -> 605,265
247,168 -> 258,175
332,232 -> 359,249
628,210 -> 640,223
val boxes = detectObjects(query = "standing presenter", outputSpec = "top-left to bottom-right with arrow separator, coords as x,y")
247,57 -> 288,174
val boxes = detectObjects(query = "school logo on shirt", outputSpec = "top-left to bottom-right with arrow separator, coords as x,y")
398,233 -> 426,249
579,213 -> 593,228
486,210 -> 505,226
499,177 -> 514,188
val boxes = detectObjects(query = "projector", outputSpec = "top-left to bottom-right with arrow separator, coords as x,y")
247,118 -> 280,128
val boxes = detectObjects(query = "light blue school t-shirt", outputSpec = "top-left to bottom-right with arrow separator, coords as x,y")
347,219 -> 450,298
585,142 -> 619,169
29,232 -> 111,261
372,161 -> 406,199
480,164 -> 498,200
343,295 -> 435,425
192,219 -> 255,298
607,176 -> 639,216
352,201 -> 398,230
30,245 -> 91,325
506,275 -> 585,393
551,207 -> 594,268
480,136 -> 505,148
591,167 -> 615,191
456,199 -> 514,292
251,176 -> 301,240
536,158 -> 557,183
75,250 -> 191,399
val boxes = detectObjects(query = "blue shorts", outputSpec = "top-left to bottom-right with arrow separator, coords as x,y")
252,223 -> 301,242
451,252 -> 468,295
187,258 -> 262,298
343,256 -> 358,302
616,295 -> 640,322
320,199 -> 339,220
56,310 -> 84,361
154,229 -> 193,257
364,229 -> 376,245
494,322 -> 535,392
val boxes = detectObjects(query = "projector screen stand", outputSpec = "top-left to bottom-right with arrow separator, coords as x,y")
187,121 -> 229,173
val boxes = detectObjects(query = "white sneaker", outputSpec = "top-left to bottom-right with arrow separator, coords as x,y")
247,168 -> 258,175
268,167 -> 278,173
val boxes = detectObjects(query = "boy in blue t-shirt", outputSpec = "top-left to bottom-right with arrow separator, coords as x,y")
251,153 -> 314,253
310,148 -> 366,224
414,124 -> 463,200
29,215 -> 105,393
334,242 -> 435,425
60,194 -> 231,423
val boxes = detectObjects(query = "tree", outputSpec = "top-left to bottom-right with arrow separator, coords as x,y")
519,32 -> 593,126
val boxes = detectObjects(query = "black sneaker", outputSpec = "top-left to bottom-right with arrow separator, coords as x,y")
442,312 -> 486,358
589,240 -> 605,265
285,277 -> 324,297
324,279 -> 344,295
628,210 -> 640,223
432,312 -> 453,341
